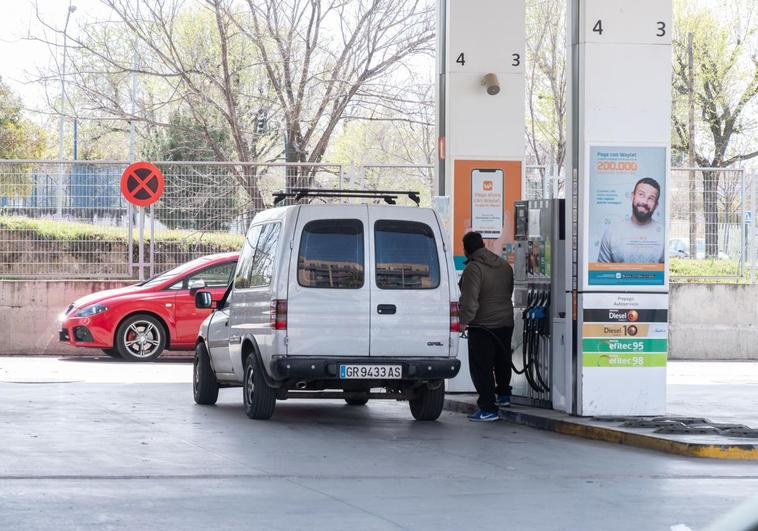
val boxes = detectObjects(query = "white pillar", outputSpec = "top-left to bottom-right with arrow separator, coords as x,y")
440,0 -> 525,269
439,0 -> 526,392
568,0 -> 673,415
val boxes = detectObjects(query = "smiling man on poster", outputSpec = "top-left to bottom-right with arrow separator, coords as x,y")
588,146 -> 667,286
597,177 -> 664,264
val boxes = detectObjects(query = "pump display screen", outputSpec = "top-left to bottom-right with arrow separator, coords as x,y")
514,202 -> 528,240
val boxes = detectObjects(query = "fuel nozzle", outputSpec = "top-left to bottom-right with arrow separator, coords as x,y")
523,289 -> 535,320
532,292 -> 546,320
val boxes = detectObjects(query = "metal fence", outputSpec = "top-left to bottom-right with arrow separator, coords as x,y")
360,164 -> 435,205
0,161 -> 131,278
525,164 -> 565,200
1,160 -> 754,282
0,160 -> 346,279
669,167 -> 755,281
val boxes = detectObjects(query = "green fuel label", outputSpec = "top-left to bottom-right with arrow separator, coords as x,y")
582,338 -> 668,354
583,353 -> 667,368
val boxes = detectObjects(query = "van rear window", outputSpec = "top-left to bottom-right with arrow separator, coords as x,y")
298,219 -> 364,289
375,220 -> 440,289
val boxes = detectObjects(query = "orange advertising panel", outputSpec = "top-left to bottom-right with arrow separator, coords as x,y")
453,160 -> 522,270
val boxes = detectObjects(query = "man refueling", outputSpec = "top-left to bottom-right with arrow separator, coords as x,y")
459,231 -> 515,422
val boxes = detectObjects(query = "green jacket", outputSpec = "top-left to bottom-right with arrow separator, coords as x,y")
459,247 -> 514,329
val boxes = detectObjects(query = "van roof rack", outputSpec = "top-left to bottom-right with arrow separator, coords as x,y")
272,188 -> 420,206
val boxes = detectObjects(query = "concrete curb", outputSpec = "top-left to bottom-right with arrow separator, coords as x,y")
443,396 -> 758,461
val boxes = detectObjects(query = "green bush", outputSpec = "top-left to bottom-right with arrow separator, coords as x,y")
670,258 -> 751,283
0,215 -> 244,250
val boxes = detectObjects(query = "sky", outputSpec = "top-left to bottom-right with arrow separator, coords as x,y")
0,0 -> 738,119
0,0 -> 111,112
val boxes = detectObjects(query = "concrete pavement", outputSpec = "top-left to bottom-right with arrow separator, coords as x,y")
445,361 -> 758,460
668,361 -> 758,427
1,357 -> 758,530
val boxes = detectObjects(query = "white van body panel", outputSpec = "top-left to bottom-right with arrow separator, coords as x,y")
228,207 -> 294,381
367,206 -> 452,358
285,205 -> 371,358
208,203 -> 460,385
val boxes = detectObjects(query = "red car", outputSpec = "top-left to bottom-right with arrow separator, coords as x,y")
59,253 -> 239,361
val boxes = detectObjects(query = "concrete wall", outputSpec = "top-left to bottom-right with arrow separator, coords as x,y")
1,280 -> 756,359
669,283 -> 758,360
0,280 -> 133,355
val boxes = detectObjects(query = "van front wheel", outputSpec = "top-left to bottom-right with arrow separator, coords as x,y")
243,354 -> 276,420
409,381 -> 445,421
193,342 -> 219,405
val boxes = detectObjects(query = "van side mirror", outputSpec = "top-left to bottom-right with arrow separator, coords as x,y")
195,290 -> 213,309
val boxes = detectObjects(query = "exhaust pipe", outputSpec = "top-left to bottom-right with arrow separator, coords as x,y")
295,381 -> 307,390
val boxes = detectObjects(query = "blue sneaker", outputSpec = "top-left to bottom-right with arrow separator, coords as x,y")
467,410 -> 500,422
496,394 -> 511,407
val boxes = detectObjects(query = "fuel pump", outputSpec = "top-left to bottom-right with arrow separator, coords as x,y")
511,199 -> 566,408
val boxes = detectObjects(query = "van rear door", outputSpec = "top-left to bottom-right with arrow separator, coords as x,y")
368,207 -> 451,358
286,206 -> 370,357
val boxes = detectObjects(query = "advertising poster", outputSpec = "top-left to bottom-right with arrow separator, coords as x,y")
471,169 -> 504,238
581,293 -> 668,368
588,146 -> 667,286
453,160 -> 522,271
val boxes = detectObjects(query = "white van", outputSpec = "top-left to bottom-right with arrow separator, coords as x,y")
193,202 -> 461,421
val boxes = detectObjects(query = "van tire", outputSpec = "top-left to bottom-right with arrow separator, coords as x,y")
193,342 -> 219,405
344,395 -> 369,406
409,381 -> 445,421
243,353 -> 276,420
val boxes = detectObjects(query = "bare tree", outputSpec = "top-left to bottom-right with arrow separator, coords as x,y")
32,0 -> 434,207
229,0 -> 435,189
33,0 -> 279,209
672,0 -> 758,256
525,0 -> 566,191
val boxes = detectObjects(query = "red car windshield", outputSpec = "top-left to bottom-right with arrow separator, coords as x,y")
139,258 -> 216,288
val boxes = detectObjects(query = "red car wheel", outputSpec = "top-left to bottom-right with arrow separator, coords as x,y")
115,314 -> 167,362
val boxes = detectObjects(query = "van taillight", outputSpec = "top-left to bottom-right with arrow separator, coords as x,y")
450,302 -> 461,332
270,299 -> 288,330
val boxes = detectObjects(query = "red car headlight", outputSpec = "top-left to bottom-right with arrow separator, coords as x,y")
75,304 -> 109,317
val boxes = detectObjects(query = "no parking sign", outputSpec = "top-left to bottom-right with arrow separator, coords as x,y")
120,162 -> 164,207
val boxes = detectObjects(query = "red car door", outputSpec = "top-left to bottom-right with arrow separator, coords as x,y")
172,260 -> 237,347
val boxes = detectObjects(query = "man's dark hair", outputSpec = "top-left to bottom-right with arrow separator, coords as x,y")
633,178 -> 661,202
463,231 -> 485,255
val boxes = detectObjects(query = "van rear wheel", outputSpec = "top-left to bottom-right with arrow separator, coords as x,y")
409,381 -> 445,421
243,353 -> 276,420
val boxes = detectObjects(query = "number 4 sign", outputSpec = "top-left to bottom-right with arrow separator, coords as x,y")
583,0 -> 672,45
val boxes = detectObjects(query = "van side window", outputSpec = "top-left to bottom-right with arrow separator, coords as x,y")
250,223 -> 280,287
234,225 -> 261,289
298,219 -> 364,289
375,220 -> 440,289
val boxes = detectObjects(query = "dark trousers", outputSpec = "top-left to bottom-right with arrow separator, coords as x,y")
468,326 -> 514,413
